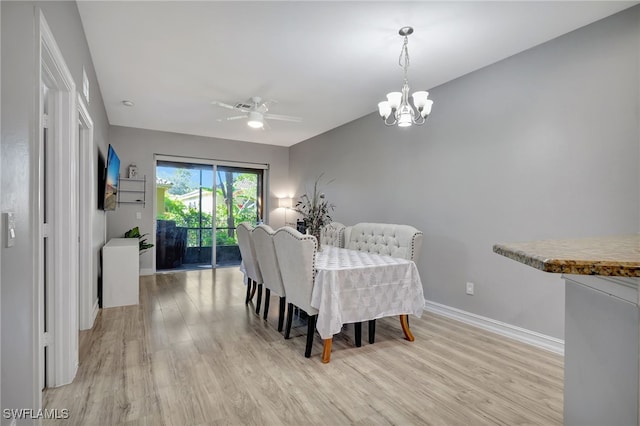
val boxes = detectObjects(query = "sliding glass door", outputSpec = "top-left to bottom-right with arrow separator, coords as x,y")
155,159 -> 264,271
215,166 -> 263,266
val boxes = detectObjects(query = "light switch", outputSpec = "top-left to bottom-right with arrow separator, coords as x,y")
136,212 -> 142,220
5,212 -> 16,247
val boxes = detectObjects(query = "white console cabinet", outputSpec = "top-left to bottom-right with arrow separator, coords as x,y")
102,238 -> 139,307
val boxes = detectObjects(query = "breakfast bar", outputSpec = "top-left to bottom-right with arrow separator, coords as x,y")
493,234 -> 640,425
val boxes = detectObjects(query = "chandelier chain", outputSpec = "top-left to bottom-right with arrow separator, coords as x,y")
398,36 -> 410,81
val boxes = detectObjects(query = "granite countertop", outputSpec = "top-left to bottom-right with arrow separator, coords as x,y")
493,234 -> 640,277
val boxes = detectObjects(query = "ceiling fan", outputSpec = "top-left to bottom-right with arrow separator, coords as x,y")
211,96 -> 302,129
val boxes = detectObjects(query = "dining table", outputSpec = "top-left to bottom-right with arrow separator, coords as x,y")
311,245 -> 425,363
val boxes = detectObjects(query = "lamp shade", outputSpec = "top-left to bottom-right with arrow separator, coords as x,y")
412,91 -> 429,109
278,197 -> 292,208
386,92 -> 402,110
421,99 -> 434,117
378,101 -> 392,118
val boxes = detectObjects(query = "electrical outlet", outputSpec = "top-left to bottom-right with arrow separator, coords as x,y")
466,282 -> 475,295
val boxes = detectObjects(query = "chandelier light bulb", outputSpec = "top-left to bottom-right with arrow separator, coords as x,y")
397,105 -> 413,127
377,26 -> 433,127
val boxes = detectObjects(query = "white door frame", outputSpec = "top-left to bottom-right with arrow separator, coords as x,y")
35,9 -> 78,397
77,95 -> 97,330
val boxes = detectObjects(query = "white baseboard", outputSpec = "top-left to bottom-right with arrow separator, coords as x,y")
91,298 -> 99,326
425,300 -> 564,355
140,268 -> 154,276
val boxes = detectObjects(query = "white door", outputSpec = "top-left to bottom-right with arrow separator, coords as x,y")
37,10 -> 80,393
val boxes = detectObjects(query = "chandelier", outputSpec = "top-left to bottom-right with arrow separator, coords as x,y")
377,26 -> 433,127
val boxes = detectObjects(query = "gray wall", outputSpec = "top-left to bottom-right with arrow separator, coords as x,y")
289,6 -> 640,339
1,1 -> 109,420
0,1 -> 3,418
107,126 -> 290,272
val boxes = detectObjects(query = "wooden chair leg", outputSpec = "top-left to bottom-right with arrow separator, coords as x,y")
248,280 -> 257,302
277,297 -> 286,332
369,319 -> 376,344
322,338 -> 333,363
263,288 -> 271,320
284,303 -> 294,339
245,277 -> 252,304
400,315 -> 415,341
305,314 -> 317,358
354,322 -> 362,347
255,284 -> 263,315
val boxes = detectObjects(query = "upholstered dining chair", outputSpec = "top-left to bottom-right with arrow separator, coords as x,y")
344,222 -> 423,344
321,222 -> 346,248
273,226 -> 319,358
237,222 -> 264,314
252,224 -> 287,332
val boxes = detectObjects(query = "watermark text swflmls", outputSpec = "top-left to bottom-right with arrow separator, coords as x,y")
3,408 -> 69,420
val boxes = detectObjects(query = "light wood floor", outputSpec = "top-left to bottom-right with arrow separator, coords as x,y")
44,268 -> 563,425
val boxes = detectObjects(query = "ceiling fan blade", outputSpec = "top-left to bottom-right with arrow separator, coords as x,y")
264,113 -> 302,123
262,99 -> 277,110
226,115 -> 246,121
211,100 -> 237,110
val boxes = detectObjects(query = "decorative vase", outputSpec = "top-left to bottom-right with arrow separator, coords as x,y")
310,227 -> 322,252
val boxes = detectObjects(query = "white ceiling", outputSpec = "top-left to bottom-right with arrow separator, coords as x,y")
77,1 -> 637,147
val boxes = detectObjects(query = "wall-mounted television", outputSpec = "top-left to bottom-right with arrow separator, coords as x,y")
97,150 -> 105,210
103,144 -> 120,211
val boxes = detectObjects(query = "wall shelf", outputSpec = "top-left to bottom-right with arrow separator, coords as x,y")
118,175 -> 146,207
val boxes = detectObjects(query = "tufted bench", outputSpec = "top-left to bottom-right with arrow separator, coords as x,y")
344,222 -> 423,344
344,223 -> 423,262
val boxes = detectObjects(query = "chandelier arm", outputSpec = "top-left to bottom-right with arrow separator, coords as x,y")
412,116 -> 425,125
383,114 -> 398,126
411,113 -> 428,126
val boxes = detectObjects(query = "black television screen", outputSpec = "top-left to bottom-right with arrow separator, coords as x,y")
103,144 -> 120,211
97,150 -> 105,209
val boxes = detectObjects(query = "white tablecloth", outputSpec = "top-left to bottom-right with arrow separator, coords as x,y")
311,246 -> 424,339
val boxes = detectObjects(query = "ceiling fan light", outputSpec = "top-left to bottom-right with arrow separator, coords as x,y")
378,101 -> 391,119
386,92 -> 402,110
412,91 -> 429,109
247,111 -> 264,129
